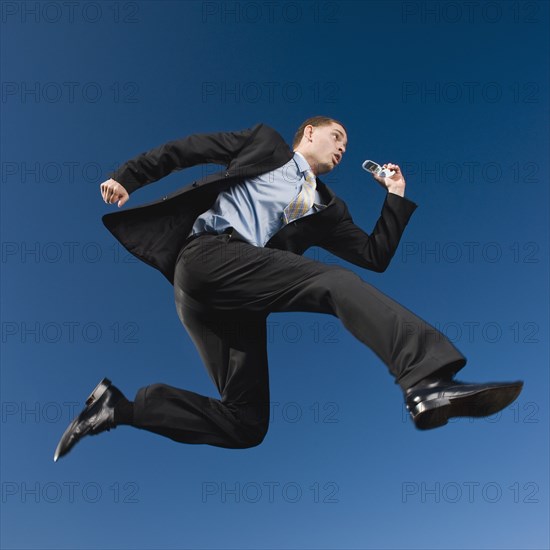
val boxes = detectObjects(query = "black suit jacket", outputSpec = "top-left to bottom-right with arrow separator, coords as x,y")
103,123 -> 418,284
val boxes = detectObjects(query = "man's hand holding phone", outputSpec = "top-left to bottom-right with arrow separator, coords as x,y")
362,160 -> 406,197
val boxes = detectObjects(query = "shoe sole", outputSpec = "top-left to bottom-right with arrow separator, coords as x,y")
411,382 -> 524,430
85,377 -> 112,407
54,377 -> 112,462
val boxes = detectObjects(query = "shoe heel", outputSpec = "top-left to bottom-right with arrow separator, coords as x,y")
411,397 -> 451,430
85,378 -> 111,406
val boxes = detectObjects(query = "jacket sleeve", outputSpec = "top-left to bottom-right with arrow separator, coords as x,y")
108,125 -> 259,194
317,193 -> 418,273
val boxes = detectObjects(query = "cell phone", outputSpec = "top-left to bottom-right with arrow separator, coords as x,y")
362,159 -> 395,178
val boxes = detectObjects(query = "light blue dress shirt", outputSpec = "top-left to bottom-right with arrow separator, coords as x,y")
190,151 -> 326,247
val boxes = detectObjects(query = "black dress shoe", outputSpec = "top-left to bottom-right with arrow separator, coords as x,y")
405,377 -> 524,430
53,378 -> 123,462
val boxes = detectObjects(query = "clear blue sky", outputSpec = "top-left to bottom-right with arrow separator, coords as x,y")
1,1 -> 548,549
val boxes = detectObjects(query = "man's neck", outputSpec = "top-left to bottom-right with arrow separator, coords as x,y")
293,150 -> 315,175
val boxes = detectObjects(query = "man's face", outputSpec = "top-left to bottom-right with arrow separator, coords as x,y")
300,122 -> 347,175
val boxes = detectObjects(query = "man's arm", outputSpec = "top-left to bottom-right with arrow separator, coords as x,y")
317,163 -> 417,272
100,124 -> 260,206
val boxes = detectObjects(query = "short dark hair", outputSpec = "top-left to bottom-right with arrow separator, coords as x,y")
293,116 -> 347,148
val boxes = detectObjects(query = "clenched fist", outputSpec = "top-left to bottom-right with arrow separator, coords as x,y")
100,178 -> 129,208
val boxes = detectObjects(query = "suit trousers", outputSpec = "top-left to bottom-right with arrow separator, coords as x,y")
132,232 -> 466,448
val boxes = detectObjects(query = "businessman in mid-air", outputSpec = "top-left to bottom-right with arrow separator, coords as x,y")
54,116 -> 523,461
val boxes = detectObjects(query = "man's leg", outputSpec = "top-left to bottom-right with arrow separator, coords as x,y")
175,233 -> 466,391
132,298 -> 270,448
53,298 -> 271,459
53,232 -> 521,461
172,233 -> 521,431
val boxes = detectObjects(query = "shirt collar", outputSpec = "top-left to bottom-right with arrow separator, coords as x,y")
292,151 -> 312,175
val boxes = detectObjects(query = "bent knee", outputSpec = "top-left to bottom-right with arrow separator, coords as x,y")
230,405 -> 269,448
241,428 -> 268,448
235,421 -> 268,448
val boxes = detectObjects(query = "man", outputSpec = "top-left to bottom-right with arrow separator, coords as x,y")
54,116 -> 523,461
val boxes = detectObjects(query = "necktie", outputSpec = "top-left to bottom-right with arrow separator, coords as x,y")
283,169 -> 317,224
